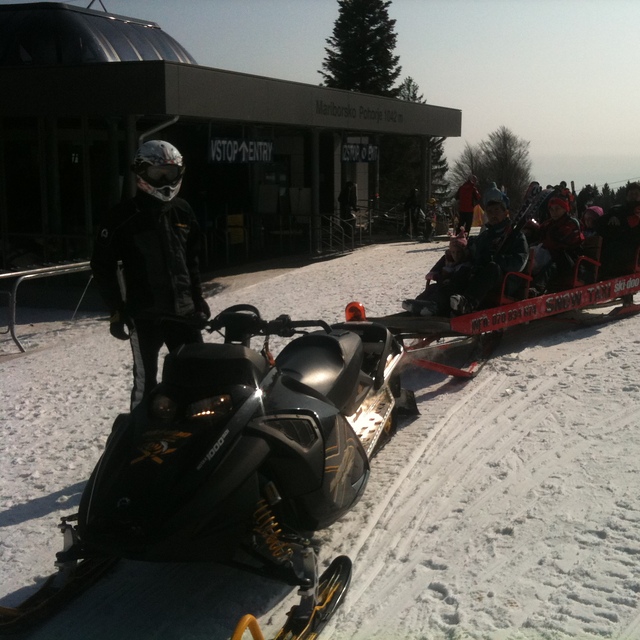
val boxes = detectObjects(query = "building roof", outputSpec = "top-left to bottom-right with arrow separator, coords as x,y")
0,60 -> 462,138
0,2 -> 196,66
0,3 -> 461,139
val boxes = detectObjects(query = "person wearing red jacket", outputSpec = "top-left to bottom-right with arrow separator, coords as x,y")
527,195 -> 584,296
454,175 -> 481,234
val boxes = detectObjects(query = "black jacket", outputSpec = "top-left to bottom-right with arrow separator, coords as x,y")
597,202 -> 640,276
470,218 -> 529,274
90,192 -> 203,318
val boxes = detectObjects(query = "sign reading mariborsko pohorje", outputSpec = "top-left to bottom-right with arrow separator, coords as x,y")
315,99 -> 404,126
310,90 -> 461,137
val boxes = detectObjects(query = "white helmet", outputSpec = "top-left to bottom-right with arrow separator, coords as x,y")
132,140 -> 185,202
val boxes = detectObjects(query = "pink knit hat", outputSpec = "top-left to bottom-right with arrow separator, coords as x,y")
584,205 -> 603,218
450,231 -> 468,248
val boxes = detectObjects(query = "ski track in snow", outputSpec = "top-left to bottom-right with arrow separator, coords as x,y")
2,241 -> 640,639
323,325 -> 640,640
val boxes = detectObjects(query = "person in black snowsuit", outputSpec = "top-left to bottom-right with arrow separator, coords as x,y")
402,231 -> 472,316
91,140 -> 210,411
597,181 -> 640,279
403,188 -> 423,237
449,193 -> 529,315
338,181 -> 358,235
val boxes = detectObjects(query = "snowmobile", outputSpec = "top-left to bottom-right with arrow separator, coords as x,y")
0,304 -> 415,639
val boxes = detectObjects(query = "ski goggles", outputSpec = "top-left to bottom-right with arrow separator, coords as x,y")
140,164 -> 185,187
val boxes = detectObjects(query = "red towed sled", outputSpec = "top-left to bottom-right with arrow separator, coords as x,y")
346,244 -> 640,379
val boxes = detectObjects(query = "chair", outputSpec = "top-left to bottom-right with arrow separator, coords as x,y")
497,247 -> 536,305
570,235 -> 602,287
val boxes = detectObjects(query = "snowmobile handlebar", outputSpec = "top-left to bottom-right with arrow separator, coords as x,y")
259,315 -> 333,337
205,305 -> 332,340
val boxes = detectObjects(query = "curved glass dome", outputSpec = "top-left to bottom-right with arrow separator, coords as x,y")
0,2 -> 197,66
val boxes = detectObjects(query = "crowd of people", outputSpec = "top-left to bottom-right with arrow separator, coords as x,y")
403,176 -> 640,318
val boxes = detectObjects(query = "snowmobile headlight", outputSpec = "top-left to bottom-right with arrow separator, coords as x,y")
149,394 -> 178,422
187,394 -> 232,421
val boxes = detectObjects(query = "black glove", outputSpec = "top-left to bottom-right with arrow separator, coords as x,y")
109,308 -> 133,340
193,295 -> 211,320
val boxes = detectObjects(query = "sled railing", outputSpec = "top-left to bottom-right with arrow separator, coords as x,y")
497,247 -> 536,306
572,235 -> 602,287
450,271 -> 640,335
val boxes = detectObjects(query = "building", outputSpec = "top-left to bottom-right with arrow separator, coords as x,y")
0,2 -> 461,271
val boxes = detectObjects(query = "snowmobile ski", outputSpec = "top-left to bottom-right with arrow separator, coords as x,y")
272,554 -> 352,640
230,555 -> 352,640
0,556 -> 119,634
407,332 -> 503,379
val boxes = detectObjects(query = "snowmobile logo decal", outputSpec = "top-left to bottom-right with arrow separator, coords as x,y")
328,442 -> 357,504
130,431 -> 192,465
196,428 -> 230,470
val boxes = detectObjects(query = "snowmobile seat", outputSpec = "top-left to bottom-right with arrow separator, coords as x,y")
275,330 -> 366,414
332,321 -> 396,388
162,343 -> 270,391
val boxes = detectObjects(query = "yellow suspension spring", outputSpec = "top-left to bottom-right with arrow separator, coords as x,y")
253,499 -> 293,560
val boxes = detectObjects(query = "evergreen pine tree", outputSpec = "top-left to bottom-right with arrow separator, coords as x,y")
429,138 -> 450,202
576,184 -> 600,214
398,76 -> 423,102
379,77 -> 450,205
399,78 -> 449,201
320,0 -> 402,97
615,183 -> 632,205
600,183 -> 614,211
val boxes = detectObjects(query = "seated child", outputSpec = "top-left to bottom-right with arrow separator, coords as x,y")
527,195 -> 584,296
581,205 -> 603,238
402,232 -> 471,316
449,194 -> 529,316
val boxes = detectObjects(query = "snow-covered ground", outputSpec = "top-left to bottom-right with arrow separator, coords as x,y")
2,239 -> 640,640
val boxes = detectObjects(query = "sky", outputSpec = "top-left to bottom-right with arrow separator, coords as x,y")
4,0 -> 640,192
3,239 -> 640,638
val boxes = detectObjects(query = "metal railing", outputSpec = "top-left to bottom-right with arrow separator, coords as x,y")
0,262 -> 92,353
1,232 -> 90,272
367,201 -> 405,236
320,214 -> 365,256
